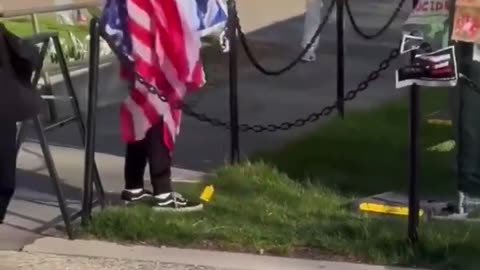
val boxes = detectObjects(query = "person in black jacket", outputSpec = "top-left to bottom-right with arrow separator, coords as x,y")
0,24 -> 41,223
0,122 -> 17,223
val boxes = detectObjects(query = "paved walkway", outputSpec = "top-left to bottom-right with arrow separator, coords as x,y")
0,237 -> 424,270
2,142 -> 205,250
0,251 -> 226,270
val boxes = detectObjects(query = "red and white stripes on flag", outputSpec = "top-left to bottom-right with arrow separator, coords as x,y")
120,0 -> 206,153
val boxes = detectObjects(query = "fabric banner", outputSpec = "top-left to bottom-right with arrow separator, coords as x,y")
452,0 -> 480,44
100,0 -> 227,63
194,0 -> 227,37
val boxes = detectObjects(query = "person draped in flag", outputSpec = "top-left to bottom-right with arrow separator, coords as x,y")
101,0 -> 226,211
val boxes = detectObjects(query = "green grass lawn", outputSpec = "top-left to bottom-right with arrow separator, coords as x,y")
84,89 -> 480,270
2,16 -> 91,67
2,16 -> 88,41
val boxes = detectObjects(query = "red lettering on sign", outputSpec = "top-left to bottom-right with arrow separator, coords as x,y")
436,2 -> 443,10
413,0 -> 450,12
421,1 -> 428,11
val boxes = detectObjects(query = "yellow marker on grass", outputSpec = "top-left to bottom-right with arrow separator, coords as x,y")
200,185 -> 215,202
359,202 -> 424,217
427,140 -> 455,152
427,119 -> 452,126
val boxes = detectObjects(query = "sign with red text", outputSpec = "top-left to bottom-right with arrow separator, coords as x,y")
452,0 -> 480,44
396,46 -> 458,88
403,0 -> 451,48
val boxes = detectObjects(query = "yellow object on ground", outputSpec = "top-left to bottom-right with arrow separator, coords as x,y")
427,140 -> 455,152
359,202 -> 424,217
427,119 -> 452,126
200,185 -> 215,202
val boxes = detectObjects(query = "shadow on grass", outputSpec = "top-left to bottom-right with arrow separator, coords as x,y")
81,87 -> 480,269
84,160 -> 480,270
254,89 -> 456,199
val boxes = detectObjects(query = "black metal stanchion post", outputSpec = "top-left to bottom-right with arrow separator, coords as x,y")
407,0 -> 420,244
82,18 -> 100,225
336,0 -> 345,118
33,117 -> 74,238
407,84 -> 420,243
227,0 -> 240,164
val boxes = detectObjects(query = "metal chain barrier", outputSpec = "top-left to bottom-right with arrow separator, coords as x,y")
236,0 -> 336,76
141,46 -> 399,132
238,47 -> 400,132
345,0 -> 406,40
133,0 -> 401,133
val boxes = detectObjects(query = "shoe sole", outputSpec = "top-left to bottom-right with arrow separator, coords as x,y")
122,194 -> 153,205
152,204 -> 204,213
300,56 -> 316,63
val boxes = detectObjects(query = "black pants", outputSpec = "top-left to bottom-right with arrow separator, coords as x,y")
0,121 -> 17,222
124,120 -> 172,195
450,43 -> 480,195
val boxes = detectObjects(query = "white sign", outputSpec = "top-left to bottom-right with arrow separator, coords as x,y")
402,0 -> 451,48
400,34 -> 425,54
396,46 -> 458,88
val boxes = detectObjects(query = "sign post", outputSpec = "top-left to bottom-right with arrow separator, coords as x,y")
336,0 -> 345,118
407,0 -> 421,244
227,0 -> 240,164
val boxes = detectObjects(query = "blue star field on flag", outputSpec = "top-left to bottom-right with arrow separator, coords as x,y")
100,0 -> 228,63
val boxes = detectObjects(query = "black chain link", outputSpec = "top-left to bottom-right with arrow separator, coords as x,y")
345,0 -> 406,40
147,46 -> 399,133
132,0 -> 401,133
239,47 -> 400,132
237,0 -> 336,76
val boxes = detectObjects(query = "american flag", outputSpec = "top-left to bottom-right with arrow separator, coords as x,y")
195,0 -> 228,37
101,0 -> 227,152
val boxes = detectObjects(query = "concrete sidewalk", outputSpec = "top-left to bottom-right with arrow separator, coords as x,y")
1,142 -> 206,250
0,237 -> 425,270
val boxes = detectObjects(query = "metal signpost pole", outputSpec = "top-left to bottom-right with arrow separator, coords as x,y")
227,0 -> 240,164
407,0 -> 420,244
336,0 -> 345,118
